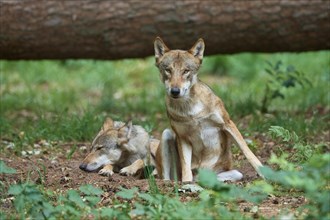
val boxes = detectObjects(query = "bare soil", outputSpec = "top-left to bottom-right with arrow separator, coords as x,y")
1,137 -> 307,219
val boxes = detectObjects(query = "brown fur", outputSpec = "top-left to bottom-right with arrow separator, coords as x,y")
79,117 -> 160,177
154,37 -> 264,182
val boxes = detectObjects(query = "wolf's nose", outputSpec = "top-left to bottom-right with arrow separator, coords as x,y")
170,87 -> 180,97
79,163 -> 87,171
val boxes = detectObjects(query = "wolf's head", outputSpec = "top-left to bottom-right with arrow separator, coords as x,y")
154,37 -> 205,99
79,117 -> 132,172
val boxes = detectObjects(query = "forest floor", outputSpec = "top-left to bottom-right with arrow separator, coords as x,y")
1,53 -> 329,218
1,133 -> 311,219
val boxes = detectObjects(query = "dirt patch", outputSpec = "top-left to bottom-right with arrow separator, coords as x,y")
0,140 -> 307,218
2,142 -> 261,190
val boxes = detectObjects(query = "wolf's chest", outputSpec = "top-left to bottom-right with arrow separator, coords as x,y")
173,119 -> 220,148
168,99 -> 224,148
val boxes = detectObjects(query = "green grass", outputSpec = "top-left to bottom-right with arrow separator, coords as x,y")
0,51 -> 329,219
205,51 -> 330,113
0,51 -> 329,147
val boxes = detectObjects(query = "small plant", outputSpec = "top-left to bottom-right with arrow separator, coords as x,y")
114,169 -> 269,220
0,160 -> 17,201
262,153 -> 330,220
0,160 -> 16,174
8,182 -> 54,219
269,126 -> 299,143
261,61 -> 312,113
265,125 -> 329,219
6,183 -> 113,219
269,126 -> 317,163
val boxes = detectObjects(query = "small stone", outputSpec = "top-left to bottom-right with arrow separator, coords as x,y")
273,198 -> 279,204
180,184 -> 204,193
80,146 -> 87,151
243,207 -> 251,212
51,159 -> 58,165
250,206 -> 258,213
6,142 -> 15,149
34,149 -> 41,155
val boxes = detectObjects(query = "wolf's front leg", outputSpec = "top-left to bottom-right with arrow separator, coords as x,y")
178,139 -> 193,182
120,142 -> 138,153
120,159 -> 144,176
99,164 -> 114,176
158,129 -> 180,180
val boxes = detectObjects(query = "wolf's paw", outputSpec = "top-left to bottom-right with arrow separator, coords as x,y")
217,170 -> 243,182
119,167 -> 136,176
98,168 -> 114,176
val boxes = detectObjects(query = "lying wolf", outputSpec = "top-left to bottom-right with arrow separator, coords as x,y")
79,117 -> 159,177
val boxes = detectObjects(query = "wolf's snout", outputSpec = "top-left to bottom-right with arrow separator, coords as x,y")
79,163 -> 87,171
170,87 -> 180,97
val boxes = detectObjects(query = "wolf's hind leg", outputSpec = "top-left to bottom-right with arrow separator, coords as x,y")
217,170 -> 243,182
214,131 -> 243,182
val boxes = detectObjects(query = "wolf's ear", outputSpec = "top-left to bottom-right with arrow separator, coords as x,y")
117,121 -> 135,150
118,120 -> 133,139
102,117 -> 114,131
125,120 -> 133,139
189,38 -> 205,61
154,37 -> 169,62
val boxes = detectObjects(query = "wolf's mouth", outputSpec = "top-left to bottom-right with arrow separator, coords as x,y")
170,94 -> 180,99
79,162 -> 102,172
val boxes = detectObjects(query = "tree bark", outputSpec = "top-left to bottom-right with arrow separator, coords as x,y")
0,0 -> 329,60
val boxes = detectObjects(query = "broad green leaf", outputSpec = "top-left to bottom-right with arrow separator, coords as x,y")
0,212 -> 7,220
41,202 -> 56,218
79,184 -> 103,196
199,190 -> 211,202
84,195 -> 100,206
0,160 -> 16,174
27,192 -> 43,202
139,193 -> 156,204
197,169 -> 218,189
8,184 -> 23,195
130,203 -> 146,216
67,190 -> 85,208
59,204 -> 81,217
180,184 -> 204,193
116,187 -> 138,199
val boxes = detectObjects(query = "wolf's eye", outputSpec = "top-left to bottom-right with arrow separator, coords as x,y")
183,69 -> 190,75
95,145 -> 104,150
165,68 -> 171,74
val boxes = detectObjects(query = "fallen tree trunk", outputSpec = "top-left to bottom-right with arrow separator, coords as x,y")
0,0 -> 329,60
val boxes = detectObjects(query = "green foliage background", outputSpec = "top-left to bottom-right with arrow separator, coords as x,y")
0,51 -> 329,145
0,51 -> 329,219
